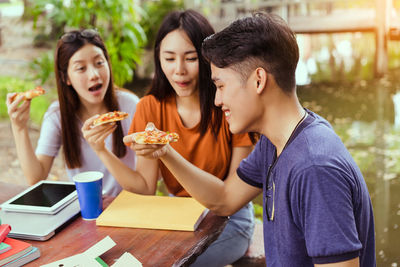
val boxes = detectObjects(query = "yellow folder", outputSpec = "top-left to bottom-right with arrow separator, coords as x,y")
96,190 -> 209,231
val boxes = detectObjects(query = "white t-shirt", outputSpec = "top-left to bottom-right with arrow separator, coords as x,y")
36,90 -> 139,196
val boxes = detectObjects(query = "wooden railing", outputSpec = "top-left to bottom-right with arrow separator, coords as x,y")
194,0 -> 395,76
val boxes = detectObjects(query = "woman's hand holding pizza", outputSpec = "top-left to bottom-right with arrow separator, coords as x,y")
6,86 -> 46,131
125,139 -> 169,159
6,93 -> 31,131
82,114 -> 117,152
123,122 -> 179,159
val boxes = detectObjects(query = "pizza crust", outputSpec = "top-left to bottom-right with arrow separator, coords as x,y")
92,111 -> 129,127
11,86 -> 45,102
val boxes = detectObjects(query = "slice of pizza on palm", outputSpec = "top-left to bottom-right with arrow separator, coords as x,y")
132,122 -> 179,144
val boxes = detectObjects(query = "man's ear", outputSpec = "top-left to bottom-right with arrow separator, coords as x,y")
255,67 -> 267,94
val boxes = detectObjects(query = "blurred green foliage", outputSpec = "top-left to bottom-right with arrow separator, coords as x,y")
29,51 -> 54,85
26,0 -> 185,87
30,0 -> 147,87
140,0 -> 183,49
0,76 -> 52,125
156,179 -> 169,196
253,203 -> 263,221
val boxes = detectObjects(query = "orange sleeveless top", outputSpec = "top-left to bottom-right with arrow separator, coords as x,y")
129,95 -> 252,197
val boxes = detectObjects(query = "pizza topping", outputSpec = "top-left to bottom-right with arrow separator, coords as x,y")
132,123 -> 179,144
92,111 -> 129,127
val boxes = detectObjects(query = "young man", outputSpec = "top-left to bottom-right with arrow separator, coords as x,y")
127,12 -> 376,266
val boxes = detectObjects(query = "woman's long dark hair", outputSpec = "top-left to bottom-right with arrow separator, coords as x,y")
148,10 -> 222,137
55,30 -> 126,168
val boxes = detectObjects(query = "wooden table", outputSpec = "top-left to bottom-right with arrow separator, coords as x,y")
0,182 -> 228,266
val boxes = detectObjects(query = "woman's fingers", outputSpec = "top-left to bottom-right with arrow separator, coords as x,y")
6,93 -> 17,106
123,133 -> 168,158
19,100 -> 30,113
8,97 -> 30,123
82,116 -> 115,138
90,124 -> 117,144
82,122 -> 116,152
123,133 -> 133,144
151,147 -> 167,158
7,93 -> 24,113
84,123 -> 114,138
130,143 -> 167,158
82,114 -> 100,131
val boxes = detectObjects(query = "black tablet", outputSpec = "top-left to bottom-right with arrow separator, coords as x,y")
1,180 -> 77,214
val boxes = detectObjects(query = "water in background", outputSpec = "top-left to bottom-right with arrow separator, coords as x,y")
297,71 -> 400,265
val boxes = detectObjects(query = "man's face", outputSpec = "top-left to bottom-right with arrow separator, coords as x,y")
211,63 -> 260,134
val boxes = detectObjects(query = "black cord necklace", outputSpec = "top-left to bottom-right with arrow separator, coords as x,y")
281,109 -> 307,154
265,109 -> 308,221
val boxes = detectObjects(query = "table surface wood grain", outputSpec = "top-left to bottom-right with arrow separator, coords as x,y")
0,182 -> 228,266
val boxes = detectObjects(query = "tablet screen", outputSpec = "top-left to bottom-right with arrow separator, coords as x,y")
9,183 -> 76,207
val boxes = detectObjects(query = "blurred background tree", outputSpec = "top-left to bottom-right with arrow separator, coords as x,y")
22,0 -> 183,89
132,0 -> 183,86
28,0 -> 147,87
140,0 -> 183,49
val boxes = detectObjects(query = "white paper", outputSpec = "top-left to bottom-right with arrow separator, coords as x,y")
111,252 -> 142,267
84,236 -> 116,259
40,254 -> 103,267
41,236 -> 116,267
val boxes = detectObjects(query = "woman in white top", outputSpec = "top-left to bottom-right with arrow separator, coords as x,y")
6,29 -> 138,196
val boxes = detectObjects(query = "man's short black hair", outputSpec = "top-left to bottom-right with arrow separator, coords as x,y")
202,12 -> 299,93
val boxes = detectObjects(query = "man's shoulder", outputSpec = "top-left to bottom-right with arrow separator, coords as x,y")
305,110 -> 334,132
302,112 -> 341,146
288,112 -> 356,173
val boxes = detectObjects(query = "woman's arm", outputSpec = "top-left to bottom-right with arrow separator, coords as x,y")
7,93 -> 54,184
129,139 -> 262,216
226,146 -> 253,177
82,116 -> 159,195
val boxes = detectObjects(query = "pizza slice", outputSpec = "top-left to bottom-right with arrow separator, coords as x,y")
10,86 -> 45,102
132,123 -> 179,144
92,111 -> 129,127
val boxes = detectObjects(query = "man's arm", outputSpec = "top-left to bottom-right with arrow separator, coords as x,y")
159,144 -> 262,216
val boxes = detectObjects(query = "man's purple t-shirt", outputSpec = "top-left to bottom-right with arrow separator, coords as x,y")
237,110 -> 375,266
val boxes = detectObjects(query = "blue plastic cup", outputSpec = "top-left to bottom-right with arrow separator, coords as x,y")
72,171 -> 103,220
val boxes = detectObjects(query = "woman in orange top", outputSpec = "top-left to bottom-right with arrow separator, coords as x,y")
82,10 -> 255,266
